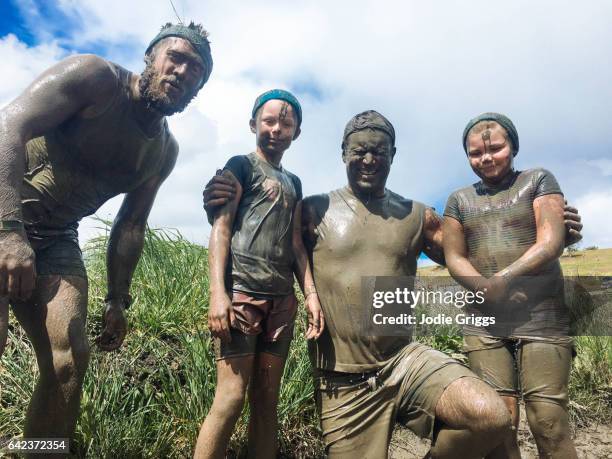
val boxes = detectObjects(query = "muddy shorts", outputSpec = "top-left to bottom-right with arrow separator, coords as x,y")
463,335 -> 573,407
314,342 -> 477,458
26,226 -> 87,279
213,291 -> 298,360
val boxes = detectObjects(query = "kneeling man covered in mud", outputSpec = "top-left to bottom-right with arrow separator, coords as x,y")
0,22 -> 212,444
300,111 -> 514,458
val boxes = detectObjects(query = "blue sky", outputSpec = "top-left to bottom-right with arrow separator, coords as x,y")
1,0 -> 611,254
0,1 -> 35,45
1,1 -> 82,47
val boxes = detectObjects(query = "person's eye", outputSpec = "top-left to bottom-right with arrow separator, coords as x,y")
192,61 -> 204,74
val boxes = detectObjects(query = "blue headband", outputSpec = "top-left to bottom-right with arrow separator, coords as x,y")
252,89 -> 302,126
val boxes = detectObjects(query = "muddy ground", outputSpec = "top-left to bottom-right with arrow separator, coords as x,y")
388,405 -> 611,458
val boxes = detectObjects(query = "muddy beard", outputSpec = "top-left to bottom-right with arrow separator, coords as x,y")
138,62 -> 196,116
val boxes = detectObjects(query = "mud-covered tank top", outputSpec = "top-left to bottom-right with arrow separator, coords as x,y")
22,61 -> 171,234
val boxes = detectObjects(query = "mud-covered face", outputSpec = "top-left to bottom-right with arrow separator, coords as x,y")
139,37 -> 206,116
343,129 -> 395,197
250,100 -> 300,155
466,123 -> 514,184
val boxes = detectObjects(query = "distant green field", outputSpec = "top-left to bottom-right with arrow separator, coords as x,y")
0,229 -> 609,457
419,247 -> 612,276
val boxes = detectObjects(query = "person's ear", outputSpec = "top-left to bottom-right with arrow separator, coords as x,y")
292,126 -> 301,140
249,118 -> 256,134
342,148 -> 348,164
390,146 -> 396,164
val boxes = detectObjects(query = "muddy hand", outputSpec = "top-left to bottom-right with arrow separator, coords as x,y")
563,201 -> 583,246
305,294 -> 325,340
0,230 -> 36,301
203,169 -> 238,224
97,300 -> 128,351
208,292 -> 235,343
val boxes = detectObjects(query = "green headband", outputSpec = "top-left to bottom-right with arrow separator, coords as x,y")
252,89 -> 302,126
462,112 -> 519,156
146,24 -> 213,86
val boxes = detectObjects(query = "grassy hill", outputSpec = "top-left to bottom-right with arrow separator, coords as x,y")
419,247 -> 612,276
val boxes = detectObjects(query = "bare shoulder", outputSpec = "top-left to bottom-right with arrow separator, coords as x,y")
302,193 -> 330,215
22,54 -> 119,118
2,54 -> 123,138
62,54 -> 114,76
301,193 -> 331,229
386,189 -> 427,220
46,54 -> 117,94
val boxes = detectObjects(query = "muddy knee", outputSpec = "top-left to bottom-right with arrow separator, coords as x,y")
526,402 -> 570,444
446,378 -> 511,434
46,340 -> 90,387
472,398 -> 512,440
213,389 -> 247,419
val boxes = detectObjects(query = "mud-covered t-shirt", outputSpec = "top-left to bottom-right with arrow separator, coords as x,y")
303,187 -> 426,372
224,152 -> 302,296
444,168 -> 569,336
22,61 -> 171,236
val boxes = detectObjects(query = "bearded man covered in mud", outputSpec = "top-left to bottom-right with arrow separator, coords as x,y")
0,22 -> 212,444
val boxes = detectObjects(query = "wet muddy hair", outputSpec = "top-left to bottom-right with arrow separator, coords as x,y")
341,110 -> 396,151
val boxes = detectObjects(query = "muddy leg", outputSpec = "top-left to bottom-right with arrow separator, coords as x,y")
521,341 -> 577,459
485,395 -> 521,459
430,377 -> 512,459
194,355 -> 255,459
11,274 -> 89,447
247,352 -> 287,459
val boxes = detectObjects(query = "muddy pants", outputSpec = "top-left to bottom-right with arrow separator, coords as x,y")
463,335 -> 573,407
315,342 -> 477,458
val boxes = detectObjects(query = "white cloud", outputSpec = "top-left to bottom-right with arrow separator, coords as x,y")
586,159 -> 612,177
0,34 -> 65,106
2,0 -> 612,249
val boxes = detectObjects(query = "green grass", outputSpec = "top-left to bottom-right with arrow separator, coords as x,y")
0,228 -> 609,457
568,336 -> 612,428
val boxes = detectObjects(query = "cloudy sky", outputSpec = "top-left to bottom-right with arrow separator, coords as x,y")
1,0 -> 611,253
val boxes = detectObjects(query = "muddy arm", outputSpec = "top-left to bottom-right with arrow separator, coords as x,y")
422,208 -> 446,266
